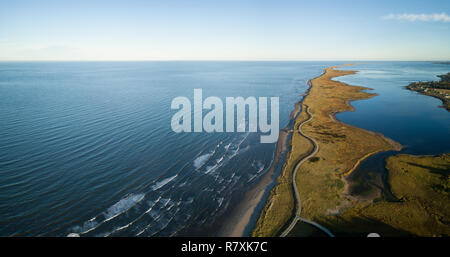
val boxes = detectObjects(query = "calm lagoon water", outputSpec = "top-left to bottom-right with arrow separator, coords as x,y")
336,62 -> 450,155
0,61 -> 332,236
335,62 -> 450,199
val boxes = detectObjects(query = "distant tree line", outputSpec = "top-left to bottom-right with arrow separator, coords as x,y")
437,72 -> 450,83
408,72 -> 450,90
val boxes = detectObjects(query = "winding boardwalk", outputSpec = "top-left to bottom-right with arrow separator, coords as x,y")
280,105 -> 334,237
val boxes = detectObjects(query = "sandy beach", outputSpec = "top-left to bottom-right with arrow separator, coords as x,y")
219,72 -> 318,236
218,102 -> 300,236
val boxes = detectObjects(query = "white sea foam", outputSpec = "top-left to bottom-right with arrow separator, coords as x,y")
69,219 -> 96,234
204,165 -> 218,174
109,196 -> 163,234
95,231 -> 112,237
224,142 -> 232,150
193,153 -> 212,169
151,175 -> 177,190
228,133 -> 250,159
248,160 -> 266,182
193,141 -> 223,169
104,193 -> 145,221
70,193 -> 145,235
199,135 -> 250,175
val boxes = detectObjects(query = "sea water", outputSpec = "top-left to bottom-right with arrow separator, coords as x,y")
0,61 -> 332,236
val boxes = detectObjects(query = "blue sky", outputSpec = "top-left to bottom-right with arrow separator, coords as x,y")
1,0 -> 449,60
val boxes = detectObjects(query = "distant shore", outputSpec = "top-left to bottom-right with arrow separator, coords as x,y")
405,72 -> 450,111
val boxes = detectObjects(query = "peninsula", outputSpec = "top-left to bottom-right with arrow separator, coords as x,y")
252,65 -> 402,237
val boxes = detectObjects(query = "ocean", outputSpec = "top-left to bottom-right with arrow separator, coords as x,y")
0,61 -> 330,236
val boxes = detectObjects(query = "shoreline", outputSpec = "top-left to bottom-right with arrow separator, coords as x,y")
217,128 -> 289,236
218,71 -> 320,236
405,72 -> 450,112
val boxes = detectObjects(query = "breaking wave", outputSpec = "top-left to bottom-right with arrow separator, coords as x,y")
69,193 -> 145,235
151,175 -> 177,191
104,193 -> 145,221
193,153 -> 213,169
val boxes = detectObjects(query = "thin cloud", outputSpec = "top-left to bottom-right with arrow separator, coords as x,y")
382,12 -> 450,22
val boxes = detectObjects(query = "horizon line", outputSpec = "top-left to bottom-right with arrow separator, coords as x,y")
0,59 -> 449,62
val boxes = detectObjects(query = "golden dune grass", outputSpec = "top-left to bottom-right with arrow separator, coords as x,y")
253,65 -> 401,236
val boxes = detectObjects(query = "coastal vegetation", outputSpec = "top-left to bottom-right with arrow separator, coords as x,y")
323,154 -> 450,236
254,65 -> 450,237
252,109 -> 313,236
252,66 -> 401,236
292,67 -> 401,231
326,71 -> 450,237
406,72 -> 450,111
